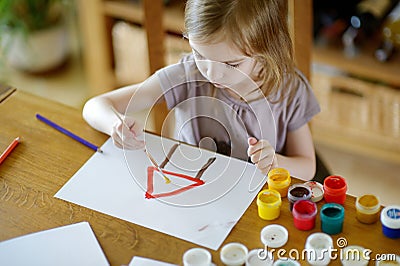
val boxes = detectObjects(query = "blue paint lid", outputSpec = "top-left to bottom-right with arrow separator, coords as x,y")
381,205 -> 400,229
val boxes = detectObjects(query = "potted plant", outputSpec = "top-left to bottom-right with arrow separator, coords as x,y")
0,0 -> 70,73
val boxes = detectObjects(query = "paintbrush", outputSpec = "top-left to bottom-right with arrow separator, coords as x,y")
110,106 -> 171,184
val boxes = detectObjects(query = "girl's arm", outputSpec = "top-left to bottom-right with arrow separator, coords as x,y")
275,123 -> 316,180
82,73 -> 163,140
248,123 -> 316,181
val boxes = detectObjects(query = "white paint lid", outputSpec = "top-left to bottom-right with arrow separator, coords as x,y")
273,258 -> 300,266
246,249 -> 274,266
260,224 -> 288,248
304,181 -> 324,202
220,242 -> 248,266
340,245 -> 370,266
183,248 -> 212,266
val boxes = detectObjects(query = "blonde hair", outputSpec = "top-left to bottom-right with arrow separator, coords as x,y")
184,0 -> 297,102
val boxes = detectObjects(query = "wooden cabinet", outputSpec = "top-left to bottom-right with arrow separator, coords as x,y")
311,36 -> 400,164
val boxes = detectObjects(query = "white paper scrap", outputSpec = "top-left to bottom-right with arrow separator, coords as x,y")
0,222 -> 109,266
129,256 -> 177,266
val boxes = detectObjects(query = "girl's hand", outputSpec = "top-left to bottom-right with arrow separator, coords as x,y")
247,137 -> 278,175
111,116 -> 145,150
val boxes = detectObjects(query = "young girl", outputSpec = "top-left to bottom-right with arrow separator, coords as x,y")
82,0 -> 320,181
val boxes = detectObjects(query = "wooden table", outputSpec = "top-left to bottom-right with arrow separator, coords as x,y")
0,89 -> 398,265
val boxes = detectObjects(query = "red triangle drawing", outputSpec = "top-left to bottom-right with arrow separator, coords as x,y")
145,166 -> 205,199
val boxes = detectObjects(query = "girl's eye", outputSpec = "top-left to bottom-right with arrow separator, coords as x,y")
226,63 -> 240,68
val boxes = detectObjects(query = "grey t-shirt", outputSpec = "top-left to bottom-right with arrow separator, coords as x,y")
157,54 -> 320,161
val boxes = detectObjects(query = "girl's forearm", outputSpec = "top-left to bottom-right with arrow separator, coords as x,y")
82,96 -> 119,136
274,153 -> 316,181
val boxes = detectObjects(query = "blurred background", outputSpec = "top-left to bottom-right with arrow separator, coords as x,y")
0,0 -> 399,205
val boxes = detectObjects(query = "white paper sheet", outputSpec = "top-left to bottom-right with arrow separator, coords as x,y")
0,222 -> 109,266
129,256 -> 177,266
55,133 -> 266,250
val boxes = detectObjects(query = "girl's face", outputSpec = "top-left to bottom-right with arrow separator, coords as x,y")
189,38 -> 263,100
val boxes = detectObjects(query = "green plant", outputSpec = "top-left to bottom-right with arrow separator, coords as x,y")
0,0 -> 66,34
0,0 -> 71,76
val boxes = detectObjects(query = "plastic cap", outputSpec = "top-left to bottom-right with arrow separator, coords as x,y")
381,205 -> 400,229
260,224 -> 288,248
183,248 -> 212,266
246,249 -> 274,266
220,242 -> 248,266
273,258 -> 300,266
341,245 -> 369,266
304,181 -> 324,202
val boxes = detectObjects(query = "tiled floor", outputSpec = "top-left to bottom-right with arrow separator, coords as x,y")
2,23 -> 399,206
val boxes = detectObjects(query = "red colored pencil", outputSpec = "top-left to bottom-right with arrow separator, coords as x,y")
0,137 -> 20,165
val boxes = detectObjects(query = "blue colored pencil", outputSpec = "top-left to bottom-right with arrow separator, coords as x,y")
36,113 -> 103,153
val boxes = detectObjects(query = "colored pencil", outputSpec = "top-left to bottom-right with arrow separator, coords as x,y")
110,106 -> 171,184
36,113 -> 103,153
0,137 -> 20,165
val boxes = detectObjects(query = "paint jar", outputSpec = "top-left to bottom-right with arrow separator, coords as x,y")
304,232 -> 333,266
260,224 -> 289,249
272,259 -> 300,266
256,189 -> 282,220
380,205 -> 400,239
323,175 -> 347,205
220,242 -> 248,266
320,203 -> 345,235
183,248 -> 212,266
287,184 -> 312,211
267,168 -> 291,197
292,200 -> 318,231
340,245 -> 370,266
355,194 -> 381,224
245,249 -> 274,266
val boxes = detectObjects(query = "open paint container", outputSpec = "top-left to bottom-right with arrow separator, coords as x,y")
292,200 -> 318,231
323,175 -> 347,205
257,189 -> 282,220
288,183 -> 312,211
320,203 -> 345,235
267,168 -> 291,198
355,194 -> 381,224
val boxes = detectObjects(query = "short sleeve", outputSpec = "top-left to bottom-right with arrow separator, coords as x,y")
156,54 -> 209,110
286,72 -> 321,131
